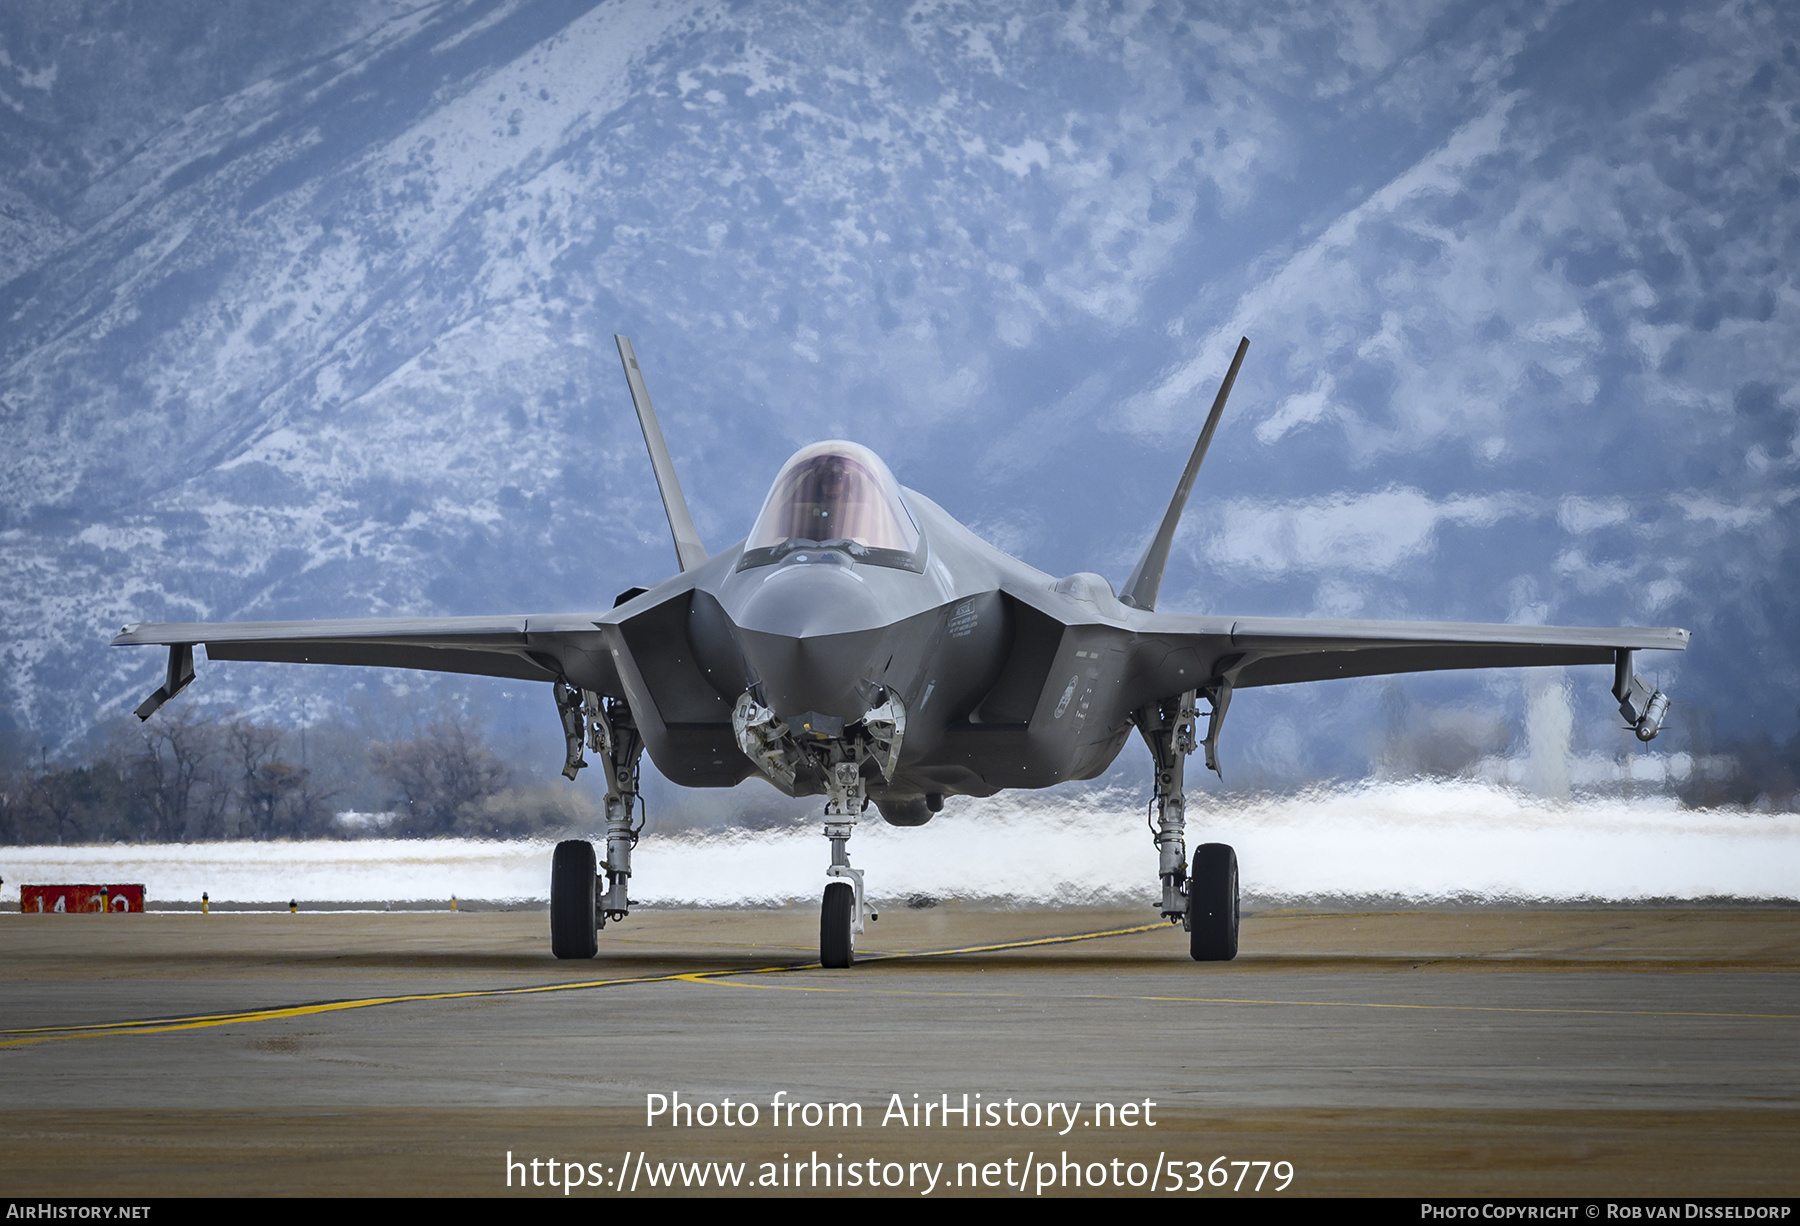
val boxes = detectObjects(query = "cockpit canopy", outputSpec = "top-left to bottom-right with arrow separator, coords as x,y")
743,441 -> 921,567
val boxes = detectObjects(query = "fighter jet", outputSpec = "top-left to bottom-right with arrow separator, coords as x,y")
115,336 -> 1687,966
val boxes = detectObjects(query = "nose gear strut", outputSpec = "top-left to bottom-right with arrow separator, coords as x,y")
731,686 -> 900,968
820,752 -> 873,968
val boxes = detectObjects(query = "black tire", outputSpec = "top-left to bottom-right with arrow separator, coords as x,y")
1189,843 -> 1239,962
820,881 -> 855,968
550,840 -> 598,960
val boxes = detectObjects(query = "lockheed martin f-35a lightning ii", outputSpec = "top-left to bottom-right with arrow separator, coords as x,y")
116,336 -> 1687,965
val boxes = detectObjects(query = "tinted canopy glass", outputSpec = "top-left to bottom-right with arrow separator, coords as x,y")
746,441 -> 920,553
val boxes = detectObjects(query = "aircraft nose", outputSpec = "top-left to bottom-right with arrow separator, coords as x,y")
732,563 -> 892,721
733,560 -> 887,639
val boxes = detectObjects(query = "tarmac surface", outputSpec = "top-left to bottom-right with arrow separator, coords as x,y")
2,904 -> 1797,1197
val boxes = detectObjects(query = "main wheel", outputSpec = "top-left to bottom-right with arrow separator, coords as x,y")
820,881 -> 856,968
1189,842 -> 1239,962
550,839 -> 599,959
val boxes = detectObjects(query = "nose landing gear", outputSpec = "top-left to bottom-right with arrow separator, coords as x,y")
820,757 -> 875,967
733,688 -> 893,968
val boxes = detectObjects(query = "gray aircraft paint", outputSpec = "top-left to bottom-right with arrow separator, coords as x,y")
115,341 -> 1687,826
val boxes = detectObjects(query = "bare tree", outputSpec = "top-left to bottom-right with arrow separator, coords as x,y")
28,768 -> 84,844
228,716 -> 285,839
3,698 -> 537,844
0,779 -> 18,843
370,706 -> 510,837
134,706 -> 224,841
11,759 -> 128,844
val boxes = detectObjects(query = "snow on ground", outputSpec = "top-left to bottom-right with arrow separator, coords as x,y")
2,780 -> 1795,907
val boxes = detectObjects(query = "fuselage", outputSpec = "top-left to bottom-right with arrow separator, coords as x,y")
111,428 -> 1687,829
589,457 -> 1155,823
500,441 -> 1681,824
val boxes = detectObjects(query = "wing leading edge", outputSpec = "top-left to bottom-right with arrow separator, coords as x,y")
112,614 -> 624,718
1112,611 -> 1686,771
1126,611 -> 1685,694
1193,615 -> 1685,688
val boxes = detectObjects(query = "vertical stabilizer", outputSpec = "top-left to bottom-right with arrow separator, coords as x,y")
1118,336 -> 1249,611
615,335 -> 709,572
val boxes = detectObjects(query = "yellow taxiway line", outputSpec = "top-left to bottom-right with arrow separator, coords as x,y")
0,922 -> 1166,1047
8,919 -> 1794,1046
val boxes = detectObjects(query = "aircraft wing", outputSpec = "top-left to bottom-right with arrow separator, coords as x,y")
1130,613 -> 1688,694
1095,613 -> 1690,768
112,614 -> 622,718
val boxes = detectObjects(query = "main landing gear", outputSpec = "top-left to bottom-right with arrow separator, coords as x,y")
549,683 -> 643,960
1137,688 -> 1239,962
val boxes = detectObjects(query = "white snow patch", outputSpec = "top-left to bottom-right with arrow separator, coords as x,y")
3,781 -> 1793,907
75,523 -> 168,553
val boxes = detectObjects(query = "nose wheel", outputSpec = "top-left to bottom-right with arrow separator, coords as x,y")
820,881 -> 856,967
817,757 -> 875,967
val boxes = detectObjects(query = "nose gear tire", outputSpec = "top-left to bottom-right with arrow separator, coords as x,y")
820,881 -> 856,968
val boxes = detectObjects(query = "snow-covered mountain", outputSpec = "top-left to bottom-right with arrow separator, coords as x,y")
2,0 -> 1794,784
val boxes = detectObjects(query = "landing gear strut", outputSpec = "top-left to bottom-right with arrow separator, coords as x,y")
1141,690 -> 1198,923
549,683 -> 644,960
1137,688 -> 1238,962
819,754 -> 875,967
590,692 -> 644,923
733,688 -> 890,968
